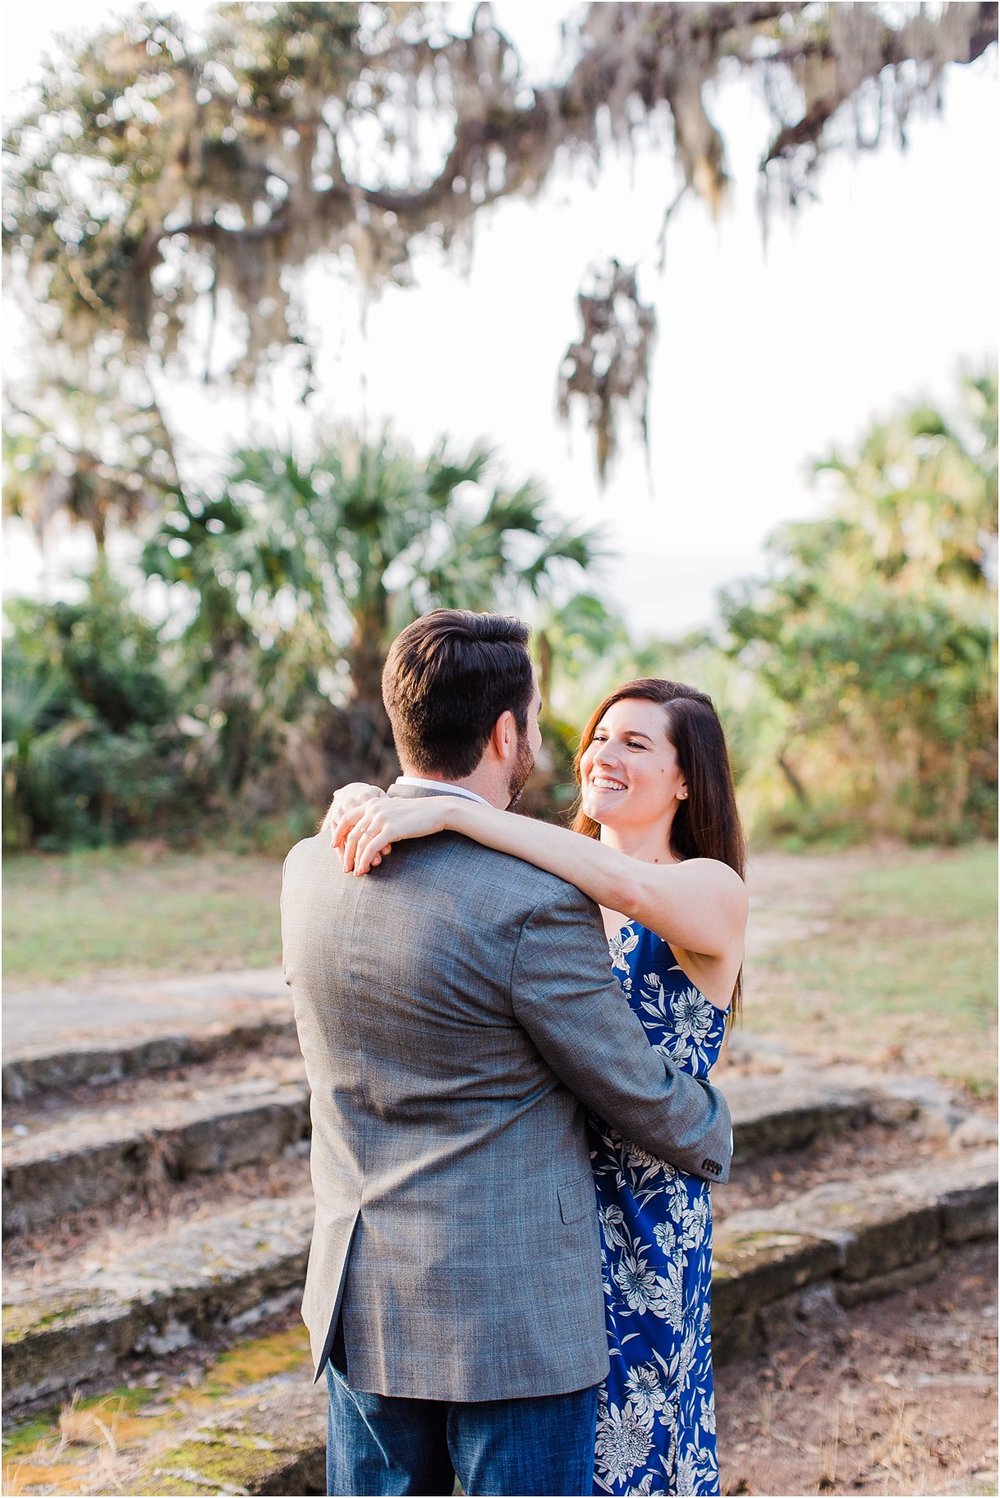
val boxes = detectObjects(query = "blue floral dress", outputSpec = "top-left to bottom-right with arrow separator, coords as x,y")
590,920 -> 728,1497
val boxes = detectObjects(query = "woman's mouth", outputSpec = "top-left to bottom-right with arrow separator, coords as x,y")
589,776 -> 627,792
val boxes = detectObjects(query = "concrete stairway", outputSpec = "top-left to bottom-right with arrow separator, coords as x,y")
2,992 -> 996,1497
4,1056 -> 309,1235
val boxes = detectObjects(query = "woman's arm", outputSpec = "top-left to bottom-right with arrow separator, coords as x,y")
336,794 -> 747,963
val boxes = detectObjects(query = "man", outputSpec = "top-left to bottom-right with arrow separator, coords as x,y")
281,609 -> 732,1497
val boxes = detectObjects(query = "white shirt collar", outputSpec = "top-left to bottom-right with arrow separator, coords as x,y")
394,775 -> 492,807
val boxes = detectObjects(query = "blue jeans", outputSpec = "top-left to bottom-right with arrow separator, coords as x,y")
325,1362 -> 599,1496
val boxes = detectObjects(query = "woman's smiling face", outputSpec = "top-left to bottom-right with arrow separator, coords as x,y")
579,697 -> 687,832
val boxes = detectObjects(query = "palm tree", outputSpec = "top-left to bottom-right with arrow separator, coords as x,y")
141,430 -> 603,802
814,370 -> 997,591
142,480 -> 326,799
226,431 -> 604,760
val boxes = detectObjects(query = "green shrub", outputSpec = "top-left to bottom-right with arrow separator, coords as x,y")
3,569 -> 192,849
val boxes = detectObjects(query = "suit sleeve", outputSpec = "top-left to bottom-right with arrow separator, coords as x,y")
510,887 -> 733,1184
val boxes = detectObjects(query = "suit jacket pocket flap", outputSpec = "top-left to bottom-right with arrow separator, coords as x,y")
558,1175 -> 595,1225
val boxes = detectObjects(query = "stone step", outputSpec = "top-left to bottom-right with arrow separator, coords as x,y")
2,1015 -> 298,1103
711,1147 -> 998,1360
128,1367 -> 326,1497
1,1054 -> 904,1240
3,1195 -> 315,1410
2,1061 -> 310,1236
4,1144 -> 995,1420
1,967 -> 288,1103
8,1238 -> 997,1498
725,1070 -> 879,1156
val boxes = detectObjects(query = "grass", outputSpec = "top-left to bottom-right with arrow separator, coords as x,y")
744,842 -> 997,1098
4,838 -> 996,1097
3,846 -> 282,984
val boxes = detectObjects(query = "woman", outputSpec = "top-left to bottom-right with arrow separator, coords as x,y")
327,679 -> 747,1498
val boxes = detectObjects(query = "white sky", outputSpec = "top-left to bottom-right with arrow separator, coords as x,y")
2,2 -> 998,640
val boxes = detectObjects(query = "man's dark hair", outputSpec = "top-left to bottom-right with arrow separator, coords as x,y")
382,610 -> 534,778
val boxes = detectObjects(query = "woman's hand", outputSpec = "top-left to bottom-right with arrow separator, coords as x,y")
323,783 -> 385,842
339,796 -> 460,875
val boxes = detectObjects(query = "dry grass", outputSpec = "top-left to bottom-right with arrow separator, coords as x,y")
3,1393 -> 153,1497
3,845 -> 281,984
743,843 -> 997,1098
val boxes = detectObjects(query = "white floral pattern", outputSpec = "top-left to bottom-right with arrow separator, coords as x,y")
608,926 -> 641,975
591,922 -> 728,1496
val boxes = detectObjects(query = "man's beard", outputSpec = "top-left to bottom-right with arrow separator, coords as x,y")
506,728 -> 536,809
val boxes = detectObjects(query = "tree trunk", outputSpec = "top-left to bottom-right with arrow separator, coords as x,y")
777,751 -> 809,805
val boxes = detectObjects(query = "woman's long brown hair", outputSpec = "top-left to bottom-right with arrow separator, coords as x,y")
571,678 -> 747,1017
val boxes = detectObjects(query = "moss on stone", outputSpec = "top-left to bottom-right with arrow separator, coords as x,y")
2,1289 -> 105,1344
85,1382 -> 157,1415
132,1476 -> 214,1496
717,1228 -> 812,1261
6,1323 -> 315,1495
1,1414 -> 61,1458
203,1325 -> 310,1395
145,1430 -> 288,1490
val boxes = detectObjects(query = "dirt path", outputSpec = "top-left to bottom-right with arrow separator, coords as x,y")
716,1240 -> 998,1496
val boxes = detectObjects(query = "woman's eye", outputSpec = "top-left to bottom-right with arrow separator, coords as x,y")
627,740 -> 647,750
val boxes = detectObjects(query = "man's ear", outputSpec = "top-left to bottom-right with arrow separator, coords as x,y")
490,709 -> 516,762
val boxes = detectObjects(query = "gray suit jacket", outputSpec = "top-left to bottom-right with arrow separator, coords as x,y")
280,786 -> 732,1401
